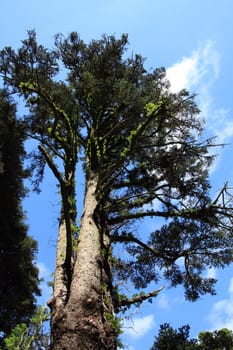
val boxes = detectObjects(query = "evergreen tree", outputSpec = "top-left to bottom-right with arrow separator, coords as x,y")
198,328 -> 233,350
151,323 -> 198,350
0,90 -> 40,345
1,31 -> 233,350
151,324 -> 233,350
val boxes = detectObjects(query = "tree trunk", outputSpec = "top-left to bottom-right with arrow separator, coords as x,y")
49,172 -> 117,350
49,218 -> 68,313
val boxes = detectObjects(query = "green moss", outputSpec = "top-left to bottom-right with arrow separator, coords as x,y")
104,312 -> 123,348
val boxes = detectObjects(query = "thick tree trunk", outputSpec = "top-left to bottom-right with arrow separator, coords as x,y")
50,172 -> 117,350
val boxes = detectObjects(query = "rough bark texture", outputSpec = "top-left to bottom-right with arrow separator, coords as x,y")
49,172 -> 117,350
48,219 -> 68,313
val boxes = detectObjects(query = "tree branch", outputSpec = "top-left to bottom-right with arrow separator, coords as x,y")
109,204 -> 233,227
23,130 -> 65,160
111,233 -> 161,257
109,210 -> 172,224
38,145 -> 63,186
116,286 -> 164,308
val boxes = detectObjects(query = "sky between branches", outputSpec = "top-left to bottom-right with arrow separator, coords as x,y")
1,1 -> 233,349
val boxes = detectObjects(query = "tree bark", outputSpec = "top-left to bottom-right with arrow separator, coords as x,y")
49,171 -> 117,350
49,218 -> 68,312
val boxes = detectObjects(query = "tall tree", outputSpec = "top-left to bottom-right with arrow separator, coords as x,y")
1,31 -> 233,350
151,323 -> 198,350
0,90 -> 40,345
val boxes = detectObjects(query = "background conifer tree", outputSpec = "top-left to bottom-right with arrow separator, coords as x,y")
151,323 -> 233,350
0,90 -> 40,346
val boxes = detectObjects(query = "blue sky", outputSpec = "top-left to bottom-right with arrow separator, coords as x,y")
1,1 -> 233,349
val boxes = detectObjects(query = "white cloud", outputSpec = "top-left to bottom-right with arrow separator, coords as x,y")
166,55 -> 199,93
206,107 -> 233,144
123,314 -> 155,338
166,41 -> 232,172
207,277 -> 233,330
166,41 -> 220,93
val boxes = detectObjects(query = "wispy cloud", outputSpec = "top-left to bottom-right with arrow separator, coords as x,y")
166,41 -> 232,170
207,277 -> 233,330
37,261 -> 53,305
166,41 -> 220,94
123,314 -> 155,338
156,293 -> 171,310
38,261 -> 51,279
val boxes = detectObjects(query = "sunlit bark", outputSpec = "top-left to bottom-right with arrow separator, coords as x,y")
50,171 -> 117,350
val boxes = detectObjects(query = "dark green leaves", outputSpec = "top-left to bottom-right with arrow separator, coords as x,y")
151,324 -> 233,350
151,323 -> 198,350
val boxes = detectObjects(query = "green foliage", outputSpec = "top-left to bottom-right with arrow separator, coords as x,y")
198,328 -> 233,350
105,312 -> 123,336
151,323 -> 198,350
3,306 -> 49,350
104,312 -> 123,349
1,31 -> 233,328
0,90 -> 40,343
151,324 -> 233,350
144,100 -> 163,116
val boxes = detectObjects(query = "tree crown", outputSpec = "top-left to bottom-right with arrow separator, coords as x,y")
1,31 -> 233,310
